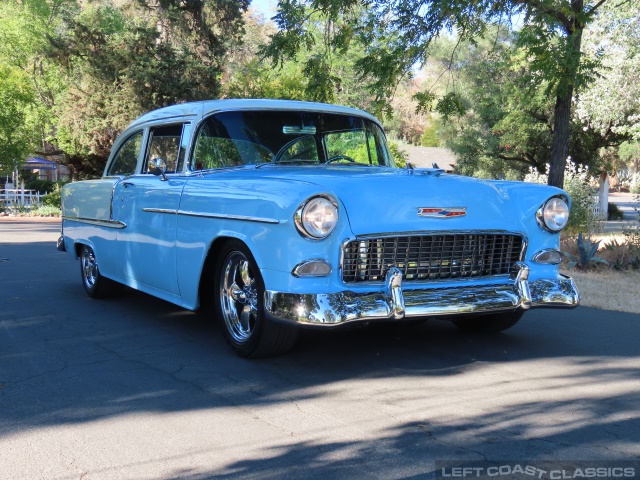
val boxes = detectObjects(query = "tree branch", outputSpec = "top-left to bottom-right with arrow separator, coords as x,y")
587,0 -> 610,15
521,0 -> 573,31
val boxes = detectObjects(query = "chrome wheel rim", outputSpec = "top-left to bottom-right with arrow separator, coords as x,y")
220,252 -> 259,344
81,248 -> 98,289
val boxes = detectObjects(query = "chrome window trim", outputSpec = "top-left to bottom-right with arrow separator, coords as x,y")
62,216 -> 127,229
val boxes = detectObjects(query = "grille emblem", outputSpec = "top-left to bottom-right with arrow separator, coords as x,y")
417,207 -> 466,218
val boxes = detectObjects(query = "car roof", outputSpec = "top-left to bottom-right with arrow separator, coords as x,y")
126,99 -> 382,130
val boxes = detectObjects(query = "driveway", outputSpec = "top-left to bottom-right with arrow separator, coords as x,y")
1,220 -> 639,479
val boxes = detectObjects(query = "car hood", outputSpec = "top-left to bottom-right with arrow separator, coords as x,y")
251,165 -> 565,236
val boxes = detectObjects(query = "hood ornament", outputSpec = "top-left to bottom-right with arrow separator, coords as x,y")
418,207 -> 466,218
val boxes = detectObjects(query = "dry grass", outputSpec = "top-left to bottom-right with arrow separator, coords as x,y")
563,268 -> 640,315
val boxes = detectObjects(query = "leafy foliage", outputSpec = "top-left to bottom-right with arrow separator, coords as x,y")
0,0 -> 247,179
525,160 -> 601,236
264,0 -> 624,187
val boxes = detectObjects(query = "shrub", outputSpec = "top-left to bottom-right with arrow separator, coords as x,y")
607,202 -> 624,220
388,141 -> 407,168
42,190 -> 62,209
25,178 -> 56,195
29,205 -> 61,217
525,160 -> 601,236
602,238 -> 640,270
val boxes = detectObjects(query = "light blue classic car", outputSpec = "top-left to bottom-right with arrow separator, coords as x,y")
58,99 -> 579,357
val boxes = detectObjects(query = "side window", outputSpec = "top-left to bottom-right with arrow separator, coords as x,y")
107,132 -> 143,176
145,124 -> 186,174
191,115 -> 273,170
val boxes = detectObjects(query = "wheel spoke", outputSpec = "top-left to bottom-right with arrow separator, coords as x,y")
229,282 -> 245,302
240,260 -> 253,287
220,250 -> 261,344
239,305 -> 252,332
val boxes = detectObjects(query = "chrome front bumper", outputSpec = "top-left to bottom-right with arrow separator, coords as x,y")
264,265 -> 579,326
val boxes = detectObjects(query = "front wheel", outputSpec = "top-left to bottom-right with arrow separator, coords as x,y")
453,310 -> 524,333
214,240 -> 298,358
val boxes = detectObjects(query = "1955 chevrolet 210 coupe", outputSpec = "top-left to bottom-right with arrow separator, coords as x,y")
58,99 -> 579,357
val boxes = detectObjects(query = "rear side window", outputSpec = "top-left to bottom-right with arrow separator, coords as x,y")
144,124 -> 190,174
106,132 -> 143,176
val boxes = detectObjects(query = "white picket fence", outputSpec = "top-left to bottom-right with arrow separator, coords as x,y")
0,189 -> 43,207
592,196 -> 601,218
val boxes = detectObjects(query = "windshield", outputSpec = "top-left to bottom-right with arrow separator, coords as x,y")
190,110 -> 394,170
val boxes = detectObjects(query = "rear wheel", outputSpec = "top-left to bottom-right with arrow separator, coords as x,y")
79,245 -> 122,298
214,240 -> 298,357
453,310 -> 524,333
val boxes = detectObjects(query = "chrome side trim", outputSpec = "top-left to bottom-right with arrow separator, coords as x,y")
62,216 -> 127,229
142,208 -> 178,214
177,210 -> 280,224
264,273 -> 579,326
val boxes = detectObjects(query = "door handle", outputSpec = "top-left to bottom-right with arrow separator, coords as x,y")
122,182 -> 135,188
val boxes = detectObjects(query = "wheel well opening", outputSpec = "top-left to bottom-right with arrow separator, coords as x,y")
74,242 -> 86,257
198,237 -> 246,311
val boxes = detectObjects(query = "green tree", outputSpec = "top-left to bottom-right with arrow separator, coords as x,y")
576,2 -> 640,142
47,0 -> 248,175
0,0 -> 67,178
0,0 -> 248,179
0,65 -> 36,177
266,0 -> 626,188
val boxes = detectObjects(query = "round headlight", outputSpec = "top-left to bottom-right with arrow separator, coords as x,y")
538,197 -> 569,232
296,196 -> 338,239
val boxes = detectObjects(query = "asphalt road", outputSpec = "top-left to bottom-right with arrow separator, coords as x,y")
1,220 -> 639,480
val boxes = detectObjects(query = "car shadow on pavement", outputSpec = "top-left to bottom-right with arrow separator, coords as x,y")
1,240 -> 639,477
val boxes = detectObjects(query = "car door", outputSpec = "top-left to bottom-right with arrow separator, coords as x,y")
112,123 -> 191,298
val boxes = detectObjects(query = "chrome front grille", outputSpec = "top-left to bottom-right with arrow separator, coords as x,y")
342,233 -> 525,283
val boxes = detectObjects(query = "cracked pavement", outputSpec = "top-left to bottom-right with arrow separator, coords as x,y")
1,219 -> 639,479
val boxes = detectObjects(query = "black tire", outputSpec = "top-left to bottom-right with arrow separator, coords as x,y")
453,310 -> 524,333
79,245 -> 123,298
213,240 -> 298,358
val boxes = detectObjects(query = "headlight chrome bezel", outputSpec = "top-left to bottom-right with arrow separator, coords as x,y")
294,194 -> 339,240
536,195 -> 570,233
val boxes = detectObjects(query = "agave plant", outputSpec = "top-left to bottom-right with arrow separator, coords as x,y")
563,233 -> 610,270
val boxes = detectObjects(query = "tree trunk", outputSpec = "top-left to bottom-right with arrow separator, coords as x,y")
547,0 -> 585,189
548,87 -> 573,188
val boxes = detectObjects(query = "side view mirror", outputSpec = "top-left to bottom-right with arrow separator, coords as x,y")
149,158 -> 169,181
